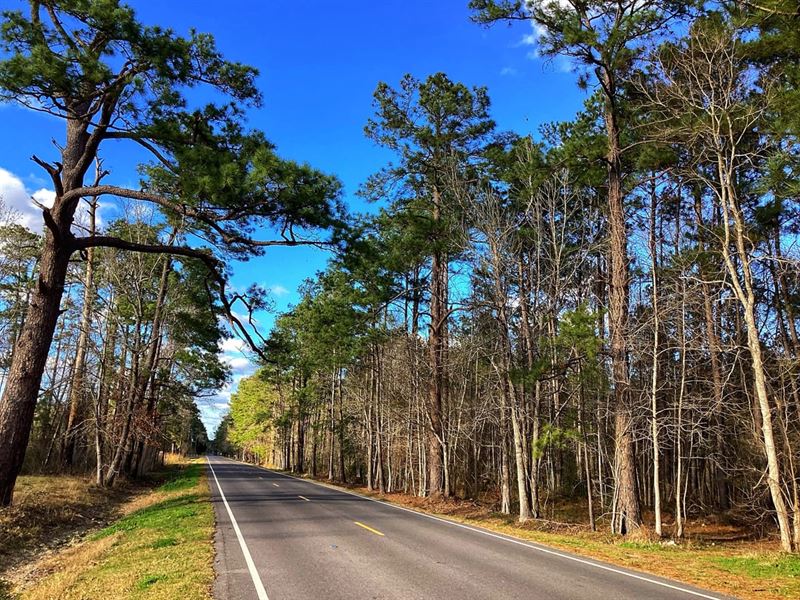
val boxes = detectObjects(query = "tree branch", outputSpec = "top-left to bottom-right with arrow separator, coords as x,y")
71,234 -> 271,363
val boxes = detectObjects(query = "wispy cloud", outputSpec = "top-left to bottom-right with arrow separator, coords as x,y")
268,284 -> 290,297
500,66 -> 518,76
518,10 -> 575,72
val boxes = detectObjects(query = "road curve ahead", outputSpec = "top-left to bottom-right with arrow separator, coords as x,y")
207,456 -> 729,600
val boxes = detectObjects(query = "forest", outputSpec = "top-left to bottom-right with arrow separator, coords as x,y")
213,0 -> 800,553
0,0 -> 798,562
0,0 -> 344,508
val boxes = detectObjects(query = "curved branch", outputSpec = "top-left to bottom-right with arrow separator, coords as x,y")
101,132 -> 178,172
71,234 -> 270,362
71,234 -> 218,265
62,184 -> 335,249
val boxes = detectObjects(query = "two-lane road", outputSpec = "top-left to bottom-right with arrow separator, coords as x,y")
207,456 -> 728,600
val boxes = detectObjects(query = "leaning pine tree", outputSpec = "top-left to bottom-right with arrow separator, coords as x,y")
0,0 -> 343,505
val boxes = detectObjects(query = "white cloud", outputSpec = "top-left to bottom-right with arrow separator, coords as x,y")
0,167 -> 107,232
219,337 -> 247,354
521,21 -> 545,47
196,386 -> 234,435
500,66 -> 518,76
219,335 -> 256,376
0,167 -> 48,230
224,356 -> 252,373
198,344 -> 258,435
32,188 -> 55,207
518,18 -> 573,72
268,284 -> 290,297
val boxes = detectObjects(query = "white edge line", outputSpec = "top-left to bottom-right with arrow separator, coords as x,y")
207,458 -> 270,600
226,457 -> 723,600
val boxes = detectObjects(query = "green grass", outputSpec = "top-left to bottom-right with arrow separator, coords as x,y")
709,554 -> 800,597
20,460 -> 214,600
328,478 -> 800,600
93,493 -> 202,539
713,554 -> 800,579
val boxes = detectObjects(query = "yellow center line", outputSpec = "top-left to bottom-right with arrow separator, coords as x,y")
354,521 -> 384,537
298,495 -> 310,501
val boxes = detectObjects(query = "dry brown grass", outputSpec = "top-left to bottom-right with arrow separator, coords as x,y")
16,460 -> 214,600
16,534 -> 120,599
0,474 -> 128,578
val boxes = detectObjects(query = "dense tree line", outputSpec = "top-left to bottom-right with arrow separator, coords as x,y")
215,1 -> 800,552
0,204 -> 229,479
0,0 -> 342,505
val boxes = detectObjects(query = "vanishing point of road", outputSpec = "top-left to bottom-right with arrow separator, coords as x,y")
207,456 -> 730,600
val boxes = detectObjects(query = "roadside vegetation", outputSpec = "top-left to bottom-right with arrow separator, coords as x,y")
291,470 -> 800,600
0,474 -> 128,578
3,459 -> 213,600
0,0 -> 799,597
0,0 -> 342,510
215,0 -> 800,568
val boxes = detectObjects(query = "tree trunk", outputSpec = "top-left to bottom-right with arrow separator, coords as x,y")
0,235 -> 71,505
134,257 -> 171,476
0,110 -> 100,504
717,162 -> 794,552
61,199 -> 97,467
648,182 -> 662,537
693,187 -> 729,511
427,186 -> 447,497
603,83 -> 641,535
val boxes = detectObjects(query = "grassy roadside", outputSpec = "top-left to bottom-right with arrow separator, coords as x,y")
0,473 -> 134,577
8,459 -> 214,600
273,468 -> 798,600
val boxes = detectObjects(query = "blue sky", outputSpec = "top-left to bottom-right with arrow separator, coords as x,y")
0,0 -> 587,433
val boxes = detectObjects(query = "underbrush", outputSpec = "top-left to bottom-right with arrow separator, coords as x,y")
2,460 -> 214,600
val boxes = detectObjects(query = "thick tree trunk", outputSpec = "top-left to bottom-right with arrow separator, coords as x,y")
0,110 -> 99,504
427,187 -> 446,497
604,93 -> 642,535
0,235 -> 71,505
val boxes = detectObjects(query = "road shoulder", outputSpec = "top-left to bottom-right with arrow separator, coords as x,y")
236,460 -> 795,600
8,459 -> 214,600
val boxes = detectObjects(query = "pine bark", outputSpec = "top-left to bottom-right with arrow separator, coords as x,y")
603,78 -> 642,535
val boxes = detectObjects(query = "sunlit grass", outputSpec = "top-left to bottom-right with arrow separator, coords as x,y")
20,460 -> 214,600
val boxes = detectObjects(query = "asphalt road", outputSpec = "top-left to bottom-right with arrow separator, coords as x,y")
207,456 -> 729,600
